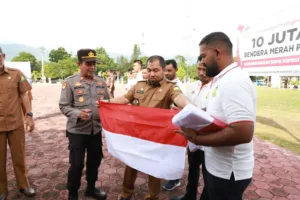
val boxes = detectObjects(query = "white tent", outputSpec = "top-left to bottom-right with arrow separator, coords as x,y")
4,61 -> 32,84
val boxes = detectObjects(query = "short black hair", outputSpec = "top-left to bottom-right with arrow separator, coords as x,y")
142,65 -> 147,69
165,59 -> 178,69
147,55 -> 165,69
197,56 -> 202,62
199,32 -> 233,55
133,59 -> 143,66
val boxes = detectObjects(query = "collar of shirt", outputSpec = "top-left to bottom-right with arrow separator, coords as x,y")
213,62 -> 239,82
79,73 -> 97,82
200,80 -> 211,91
0,65 -> 10,74
146,77 -> 166,87
172,77 -> 179,83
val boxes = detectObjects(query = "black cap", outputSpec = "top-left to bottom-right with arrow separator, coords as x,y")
77,48 -> 97,62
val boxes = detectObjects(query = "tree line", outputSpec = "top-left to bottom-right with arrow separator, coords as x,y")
11,44 -> 203,82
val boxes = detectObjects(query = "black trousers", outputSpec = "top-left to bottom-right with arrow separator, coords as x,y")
186,148 -> 209,200
207,171 -> 252,200
67,132 -> 103,194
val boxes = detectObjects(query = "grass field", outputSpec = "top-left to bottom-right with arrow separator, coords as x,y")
255,87 -> 300,154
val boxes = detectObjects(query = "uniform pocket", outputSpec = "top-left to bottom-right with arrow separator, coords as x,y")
74,90 -> 88,107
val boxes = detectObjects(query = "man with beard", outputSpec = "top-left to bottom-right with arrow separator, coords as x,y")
170,56 -> 211,200
100,55 -> 190,200
176,32 -> 256,200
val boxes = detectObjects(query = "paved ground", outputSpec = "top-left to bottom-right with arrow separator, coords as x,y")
4,83 -> 300,200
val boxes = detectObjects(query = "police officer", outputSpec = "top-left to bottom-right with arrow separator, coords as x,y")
0,47 -> 35,200
59,49 -> 109,200
100,55 -> 190,200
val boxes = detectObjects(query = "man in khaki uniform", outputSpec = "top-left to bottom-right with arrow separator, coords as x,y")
59,49 -> 109,200
100,55 -> 190,200
0,48 -> 35,200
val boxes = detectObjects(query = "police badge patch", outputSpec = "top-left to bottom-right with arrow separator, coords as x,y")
62,82 -> 67,90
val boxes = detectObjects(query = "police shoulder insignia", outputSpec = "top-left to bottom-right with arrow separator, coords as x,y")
62,82 -> 67,90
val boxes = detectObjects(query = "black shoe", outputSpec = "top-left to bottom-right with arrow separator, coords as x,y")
68,194 -> 79,200
170,194 -> 194,200
85,188 -> 107,200
19,187 -> 36,197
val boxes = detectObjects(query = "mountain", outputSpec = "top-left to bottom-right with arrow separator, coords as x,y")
0,43 -> 50,61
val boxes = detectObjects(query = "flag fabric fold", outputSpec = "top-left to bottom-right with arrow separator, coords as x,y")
98,101 -> 187,180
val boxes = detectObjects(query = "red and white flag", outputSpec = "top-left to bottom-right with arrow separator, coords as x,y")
98,101 -> 187,180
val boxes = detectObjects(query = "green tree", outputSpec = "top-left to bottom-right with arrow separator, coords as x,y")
31,70 -> 41,81
95,47 -> 116,72
116,55 -> 131,74
130,44 -> 141,63
44,62 -> 60,79
12,52 -> 38,72
177,66 -> 186,81
188,64 -> 198,80
49,47 -> 71,63
58,59 -> 79,79
140,56 -> 148,66
175,55 -> 188,80
44,59 -> 78,79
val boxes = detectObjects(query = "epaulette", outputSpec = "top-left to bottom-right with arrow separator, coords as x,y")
95,76 -> 106,82
6,67 -> 19,72
65,73 -> 78,80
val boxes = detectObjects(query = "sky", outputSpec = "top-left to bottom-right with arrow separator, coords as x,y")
1,0 -> 300,60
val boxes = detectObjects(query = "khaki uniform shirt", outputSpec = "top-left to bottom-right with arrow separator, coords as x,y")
0,66 -> 31,131
59,73 -> 110,135
124,78 -> 183,109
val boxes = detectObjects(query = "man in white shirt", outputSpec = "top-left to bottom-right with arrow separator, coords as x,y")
176,32 -> 256,200
133,59 -> 143,82
142,66 -> 149,79
170,57 -> 211,200
163,59 -> 187,191
164,59 -> 186,94
125,60 -> 144,91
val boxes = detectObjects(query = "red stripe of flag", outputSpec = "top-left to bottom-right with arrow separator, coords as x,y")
99,101 -> 187,147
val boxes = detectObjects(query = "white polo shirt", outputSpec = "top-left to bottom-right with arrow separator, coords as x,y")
205,62 -> 256,181
185,80 -> 211,151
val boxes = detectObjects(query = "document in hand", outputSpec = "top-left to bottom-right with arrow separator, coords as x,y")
172,104 -> 227,132
172,104 -> 227,151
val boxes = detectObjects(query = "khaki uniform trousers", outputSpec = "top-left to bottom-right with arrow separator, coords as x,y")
121,165 -> 161,200
0,125 -> 29,193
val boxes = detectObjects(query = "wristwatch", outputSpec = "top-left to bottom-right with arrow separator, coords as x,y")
26,112 -> 33,117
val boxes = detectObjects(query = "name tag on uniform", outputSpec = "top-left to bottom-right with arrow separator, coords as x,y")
136,90 -> 144,94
